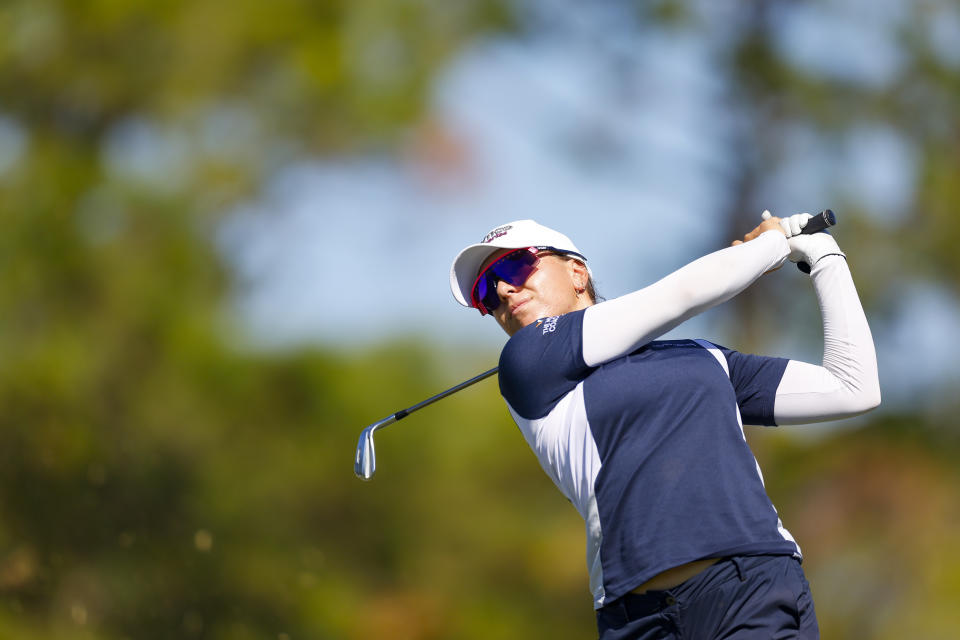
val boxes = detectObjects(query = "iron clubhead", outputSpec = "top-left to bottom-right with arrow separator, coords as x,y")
354,427 -> 376,480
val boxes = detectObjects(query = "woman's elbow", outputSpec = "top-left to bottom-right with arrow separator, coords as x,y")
851,383 -> 882,414
865,386 -> 882,412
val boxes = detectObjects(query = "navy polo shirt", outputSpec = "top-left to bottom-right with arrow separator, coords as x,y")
498,309 -> 800,608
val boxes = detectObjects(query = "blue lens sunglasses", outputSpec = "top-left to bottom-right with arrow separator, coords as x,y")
470,245 -> 585,315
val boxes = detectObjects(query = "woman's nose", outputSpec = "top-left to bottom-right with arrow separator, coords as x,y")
496,278 -> 519,298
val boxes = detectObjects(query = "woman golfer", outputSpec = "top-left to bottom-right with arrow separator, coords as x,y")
449,214 -> 879,639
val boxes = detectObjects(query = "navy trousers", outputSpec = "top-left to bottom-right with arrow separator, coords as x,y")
596,555 -> 819,640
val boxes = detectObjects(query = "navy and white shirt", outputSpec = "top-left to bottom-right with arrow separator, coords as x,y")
499,309 -> 801,609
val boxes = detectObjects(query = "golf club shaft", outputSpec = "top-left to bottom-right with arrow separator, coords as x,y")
391,366 -> 499,422
354,367 -> 499,479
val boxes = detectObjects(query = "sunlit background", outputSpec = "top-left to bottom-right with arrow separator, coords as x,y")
2,1 -> 959,638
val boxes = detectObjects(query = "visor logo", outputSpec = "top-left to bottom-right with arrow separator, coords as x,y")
482,225 -> 512,243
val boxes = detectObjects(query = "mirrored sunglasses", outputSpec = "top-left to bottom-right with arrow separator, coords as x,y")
471,245 -> 582,315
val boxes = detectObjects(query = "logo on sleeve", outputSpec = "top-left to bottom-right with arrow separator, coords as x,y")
540,316 -> 559,334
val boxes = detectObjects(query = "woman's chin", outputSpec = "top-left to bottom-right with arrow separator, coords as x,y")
515,305 -> 549,327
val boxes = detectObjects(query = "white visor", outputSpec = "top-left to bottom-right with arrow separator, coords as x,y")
449,219 -> 589,308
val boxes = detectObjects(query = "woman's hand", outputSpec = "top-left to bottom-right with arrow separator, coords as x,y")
731,210 -> 786,246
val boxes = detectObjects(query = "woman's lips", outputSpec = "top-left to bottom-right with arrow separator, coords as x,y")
510,299 -> 529,315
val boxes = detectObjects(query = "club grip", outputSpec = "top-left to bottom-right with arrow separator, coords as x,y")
796,209 -> 838,274
800,209 -> 836,235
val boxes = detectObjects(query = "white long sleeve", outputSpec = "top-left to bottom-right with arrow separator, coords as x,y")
773,255 -> 881,424
582,230 -> 789,366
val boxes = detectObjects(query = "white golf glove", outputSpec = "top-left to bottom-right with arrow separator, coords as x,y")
762,210 -> 845,273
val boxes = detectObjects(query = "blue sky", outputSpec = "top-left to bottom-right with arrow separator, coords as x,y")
218,13 -> 744,348
208,0 -> 960,408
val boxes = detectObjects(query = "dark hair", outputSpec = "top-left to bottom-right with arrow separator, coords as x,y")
585,274 -> 602,304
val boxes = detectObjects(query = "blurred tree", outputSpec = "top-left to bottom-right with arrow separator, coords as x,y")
712,0 -> 960,356
0,0 -> 524,638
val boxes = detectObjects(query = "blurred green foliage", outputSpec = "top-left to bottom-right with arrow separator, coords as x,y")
1,0 -> 959,638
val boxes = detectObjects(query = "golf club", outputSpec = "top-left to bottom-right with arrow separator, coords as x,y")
796,209 -> 836,272
354,366 -> 499,480
801,209 -> 835,234
353,210 -> 837,480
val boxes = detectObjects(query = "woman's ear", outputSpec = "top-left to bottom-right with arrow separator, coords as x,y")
569,259 -> 589,292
